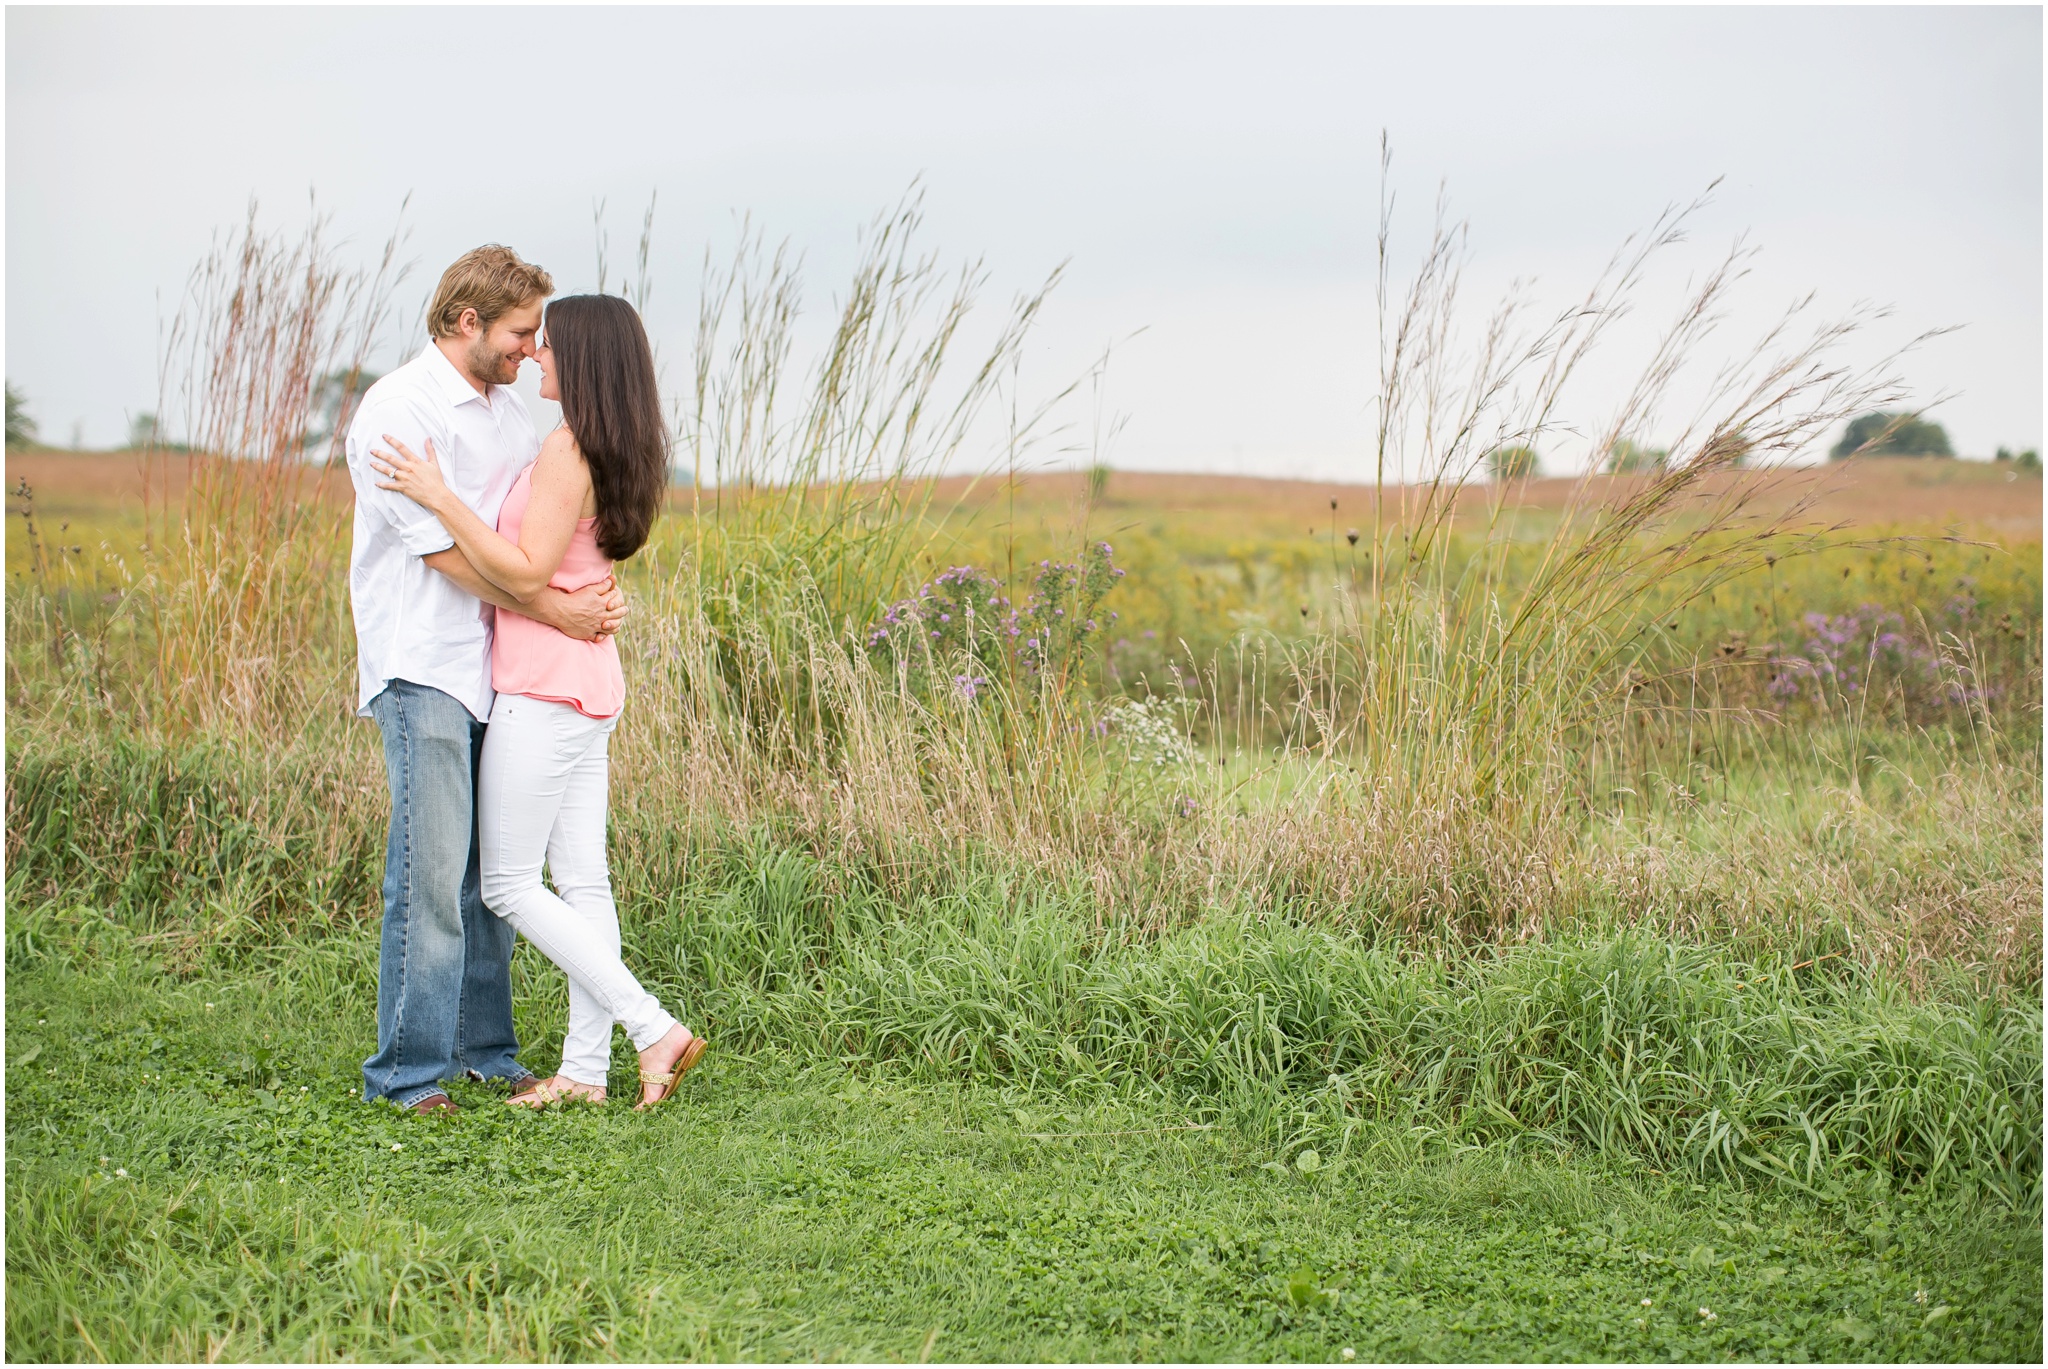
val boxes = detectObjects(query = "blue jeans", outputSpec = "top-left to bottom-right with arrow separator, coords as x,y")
361,680 -> 525,1106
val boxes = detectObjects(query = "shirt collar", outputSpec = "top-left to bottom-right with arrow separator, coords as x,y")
418,342 -> 494,410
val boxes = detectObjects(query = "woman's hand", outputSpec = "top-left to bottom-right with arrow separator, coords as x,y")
370,434 -> 454,514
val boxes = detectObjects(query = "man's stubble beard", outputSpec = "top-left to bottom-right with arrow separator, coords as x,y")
465,335 -> 522,387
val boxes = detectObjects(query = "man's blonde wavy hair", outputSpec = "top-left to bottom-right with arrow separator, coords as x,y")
425,245 -> 554,339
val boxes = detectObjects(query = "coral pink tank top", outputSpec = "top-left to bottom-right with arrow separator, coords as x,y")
490,464 -> 625,720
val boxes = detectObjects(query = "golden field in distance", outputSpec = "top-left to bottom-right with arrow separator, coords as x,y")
924,456 -> 2044,544
11,449 -> 2038,545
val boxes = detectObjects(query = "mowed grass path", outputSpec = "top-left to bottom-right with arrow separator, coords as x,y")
7,916 -> 2036,1363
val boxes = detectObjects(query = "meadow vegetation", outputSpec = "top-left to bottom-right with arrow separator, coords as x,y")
8,911 -> 2037,1361
6,187 -> 2040,1360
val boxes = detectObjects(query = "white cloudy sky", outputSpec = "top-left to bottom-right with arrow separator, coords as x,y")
6,5 -> 2041,479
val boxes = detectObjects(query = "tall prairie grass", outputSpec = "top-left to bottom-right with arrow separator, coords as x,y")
7,187 -> 2038,971
142,203 -> 407,737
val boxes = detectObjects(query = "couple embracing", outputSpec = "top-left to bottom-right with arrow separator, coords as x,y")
344,245 -> 701,1116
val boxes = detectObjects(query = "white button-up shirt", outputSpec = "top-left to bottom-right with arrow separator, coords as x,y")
344,343 -> 540,721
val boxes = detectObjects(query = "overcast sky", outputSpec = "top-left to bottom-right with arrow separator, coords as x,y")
6,5 -> 2041,479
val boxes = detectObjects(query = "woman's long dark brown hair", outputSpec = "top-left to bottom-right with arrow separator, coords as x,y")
545,293 -> 667,561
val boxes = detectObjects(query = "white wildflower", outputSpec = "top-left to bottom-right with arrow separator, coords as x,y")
1105,697 -> 1202,768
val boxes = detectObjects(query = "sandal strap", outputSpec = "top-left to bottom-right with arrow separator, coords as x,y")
639,1068 -> 676,1086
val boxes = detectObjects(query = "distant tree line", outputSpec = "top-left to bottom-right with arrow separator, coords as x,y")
1605,438 -> 1668,473
6,381 -> 37,449
3,370 -> 383,458
1493,417 -> 1977,471
304,367 -> 380,458
1830,412 -> 1952,459
1485,444 -> 1541,481
1481,432 -> 1754,482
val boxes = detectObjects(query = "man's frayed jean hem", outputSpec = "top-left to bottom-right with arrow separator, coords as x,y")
391,1084 -> 453,1109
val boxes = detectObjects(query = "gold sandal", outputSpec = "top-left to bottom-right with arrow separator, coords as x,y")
635,1035 -> 707,1111
506,1077 -> 606,1110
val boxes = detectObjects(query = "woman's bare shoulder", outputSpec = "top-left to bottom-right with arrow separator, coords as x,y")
534,427 -> 591,483
538,424 -> 587,463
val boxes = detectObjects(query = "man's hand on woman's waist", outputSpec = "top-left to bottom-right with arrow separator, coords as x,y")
537,577 -> 627,643
421,552 -> 626,643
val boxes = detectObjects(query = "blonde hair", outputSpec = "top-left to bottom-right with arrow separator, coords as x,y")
424,245 -> 554,339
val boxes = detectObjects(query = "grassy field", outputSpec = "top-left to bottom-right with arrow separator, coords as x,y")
6,207 -> 2043,1361
6,901 -> 2037,1363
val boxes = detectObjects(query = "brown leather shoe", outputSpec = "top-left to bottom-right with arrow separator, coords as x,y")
506,1073 -> 543,1096
408,1093 -> 458,1116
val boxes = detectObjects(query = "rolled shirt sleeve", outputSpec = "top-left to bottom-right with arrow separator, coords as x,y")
346,396 -> 457,558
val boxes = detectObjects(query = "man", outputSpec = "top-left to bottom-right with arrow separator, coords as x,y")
344,245 -> 625,1115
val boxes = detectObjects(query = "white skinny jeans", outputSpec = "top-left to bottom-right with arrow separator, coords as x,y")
478,693 -> 681,1087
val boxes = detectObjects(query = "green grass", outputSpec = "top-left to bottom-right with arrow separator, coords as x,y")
8,899 -> 2041,1362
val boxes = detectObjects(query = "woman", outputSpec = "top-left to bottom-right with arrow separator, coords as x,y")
370,293 -> 704,1111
